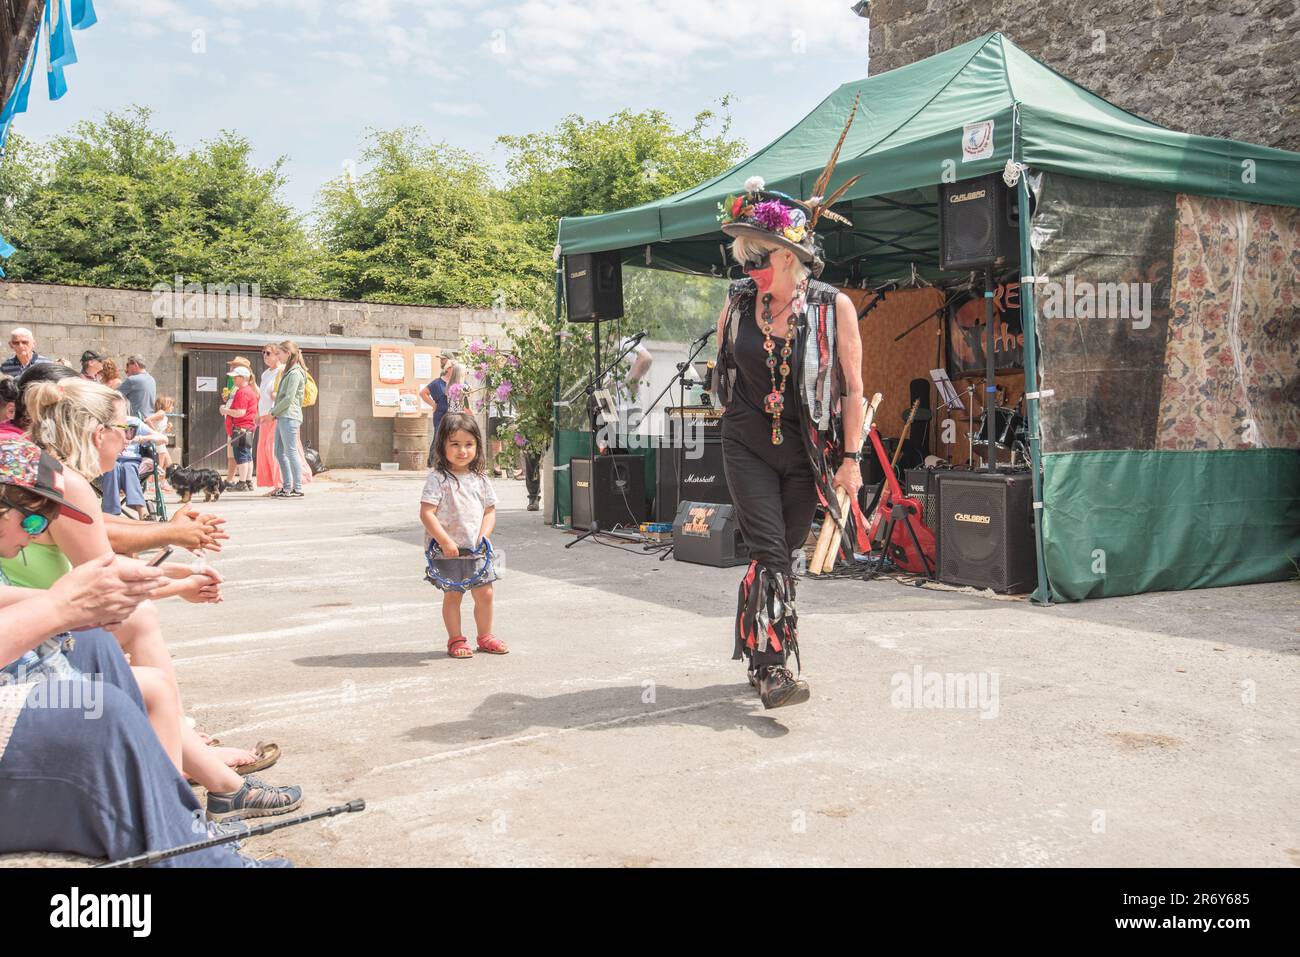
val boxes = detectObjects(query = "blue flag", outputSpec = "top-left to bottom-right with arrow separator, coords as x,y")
72,0 -> 98,29
48,0 -> 78,69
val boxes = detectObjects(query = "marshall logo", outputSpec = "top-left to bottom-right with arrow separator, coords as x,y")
684,474 -> 716,484
683,506 -> 716,536
948,188 -> 987,204
955,512 -> 991,524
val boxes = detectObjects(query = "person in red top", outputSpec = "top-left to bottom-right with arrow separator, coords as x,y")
218,367 -> 259,491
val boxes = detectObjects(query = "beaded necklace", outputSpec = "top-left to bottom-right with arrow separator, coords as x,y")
758,289 -> 804,445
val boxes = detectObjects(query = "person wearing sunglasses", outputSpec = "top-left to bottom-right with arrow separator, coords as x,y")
707,105 -> 866,711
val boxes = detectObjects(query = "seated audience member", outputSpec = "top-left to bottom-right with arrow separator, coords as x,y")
12,363 -> 228,556
1,327 -> 49,378
0,456 -> 287,866
0,376 -> 19,435
8,382 -> 303,818
100,416 -> 168,519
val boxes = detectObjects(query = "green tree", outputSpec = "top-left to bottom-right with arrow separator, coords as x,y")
0,107 -> 321,295
316,128 -> 549,307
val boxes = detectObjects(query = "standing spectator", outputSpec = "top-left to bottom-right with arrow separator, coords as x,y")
420,356 -> 452,467
118,355 -> 156,420
144,395 -> 177,477
220,356 -> 253,485
218,367 -> 258,491
2,328 -> 49,377
98,358 -> 122,390
79,350 -> 105,381
255,344 -> 282,492
270,340 -> 307,498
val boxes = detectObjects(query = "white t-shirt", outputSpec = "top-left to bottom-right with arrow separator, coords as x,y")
258,368 -> 278,417
420,469 -> 499,549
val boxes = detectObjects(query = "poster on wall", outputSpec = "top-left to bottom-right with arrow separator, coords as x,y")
370,344 -> 441,418
945,279 -> 1023,376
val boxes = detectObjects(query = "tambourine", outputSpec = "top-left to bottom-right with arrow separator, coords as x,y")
423,537 -> 499,592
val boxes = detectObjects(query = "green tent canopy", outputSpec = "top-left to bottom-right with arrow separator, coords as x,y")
557,31 -> 1300,281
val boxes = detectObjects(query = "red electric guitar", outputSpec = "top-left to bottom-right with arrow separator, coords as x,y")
865,402 -> 937,577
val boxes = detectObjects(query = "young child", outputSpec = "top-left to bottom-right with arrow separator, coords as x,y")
419,411 -> 507,659
145,395 -> 176,475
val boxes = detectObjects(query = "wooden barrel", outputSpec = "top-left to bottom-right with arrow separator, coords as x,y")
396,450 -> 426,471
392,415 -> 430,456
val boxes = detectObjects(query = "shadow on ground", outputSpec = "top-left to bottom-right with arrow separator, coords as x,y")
404,683 -> 789,741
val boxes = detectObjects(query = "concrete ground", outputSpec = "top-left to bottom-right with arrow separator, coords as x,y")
163,469 -> 1300,867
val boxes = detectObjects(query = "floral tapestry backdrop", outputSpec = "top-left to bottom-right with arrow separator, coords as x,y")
1156,196 -> 1300,450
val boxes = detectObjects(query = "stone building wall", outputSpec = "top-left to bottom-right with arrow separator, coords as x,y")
0,280 -> 514,468
868,0 -> 1298,151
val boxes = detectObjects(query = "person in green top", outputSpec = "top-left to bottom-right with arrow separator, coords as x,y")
271,339 -> 307,498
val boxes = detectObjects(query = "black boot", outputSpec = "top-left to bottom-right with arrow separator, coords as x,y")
757,665 -> 809,709
527,495 -> 540,511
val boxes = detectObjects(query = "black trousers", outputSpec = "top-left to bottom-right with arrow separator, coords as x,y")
721,409 -> 819,672
524,452 -> 541,500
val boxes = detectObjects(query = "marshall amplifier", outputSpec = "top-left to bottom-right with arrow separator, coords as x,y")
938,172 -> 1020,271
654,415 -> 729,523
672,500 -> 748,567
571,455 -> 647,530
934,470 -> 1035,593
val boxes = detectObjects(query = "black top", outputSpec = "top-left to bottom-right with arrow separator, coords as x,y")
725,293 -> 803,430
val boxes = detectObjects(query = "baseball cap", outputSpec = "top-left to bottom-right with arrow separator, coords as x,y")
0,437 -> 93,525
229,366 -> 253,379
80,350 -> 105,364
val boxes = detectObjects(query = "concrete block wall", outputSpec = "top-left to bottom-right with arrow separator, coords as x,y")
0,281 -> 514,467
868,0 -> 1300,152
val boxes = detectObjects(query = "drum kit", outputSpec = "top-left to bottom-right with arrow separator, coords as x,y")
972,401 -> 1030,468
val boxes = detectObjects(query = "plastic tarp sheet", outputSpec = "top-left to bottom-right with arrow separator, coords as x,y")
1032,173 -> 1300,600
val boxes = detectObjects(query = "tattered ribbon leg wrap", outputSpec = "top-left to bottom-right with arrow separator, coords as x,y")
734,561 -> 801,676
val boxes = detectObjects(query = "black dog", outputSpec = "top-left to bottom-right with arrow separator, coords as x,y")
165,465 -> 226,503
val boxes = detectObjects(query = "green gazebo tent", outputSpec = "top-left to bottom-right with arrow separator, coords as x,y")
557,32 -> 1300,603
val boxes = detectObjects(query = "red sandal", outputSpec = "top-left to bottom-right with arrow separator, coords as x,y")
447,636 -> 474,659
476,633 -> 509,655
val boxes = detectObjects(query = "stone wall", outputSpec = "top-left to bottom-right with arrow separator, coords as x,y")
0,280 -> 514,468
868,0 -> 1299,152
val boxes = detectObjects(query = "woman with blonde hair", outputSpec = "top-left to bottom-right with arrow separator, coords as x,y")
708,101 -> 865,710
270,339 -> 307,498
10,377 -> 303,818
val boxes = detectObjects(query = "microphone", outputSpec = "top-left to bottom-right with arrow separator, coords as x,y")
693,324 -> 717,344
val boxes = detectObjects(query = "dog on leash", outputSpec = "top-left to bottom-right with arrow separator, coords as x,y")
165,465 -> 226,503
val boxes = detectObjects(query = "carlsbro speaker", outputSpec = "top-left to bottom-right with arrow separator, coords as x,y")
934,471 -> 1035,593
938,173 -> 1020,271
565,251 -> 624,323
571,455 -> 647,530
672,500 -> 748,567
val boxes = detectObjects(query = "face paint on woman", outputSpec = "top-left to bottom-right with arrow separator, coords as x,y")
745,263 -> 776,292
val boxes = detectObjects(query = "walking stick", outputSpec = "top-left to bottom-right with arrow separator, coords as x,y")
810,393 -> 880,575
95,799 -> 366,868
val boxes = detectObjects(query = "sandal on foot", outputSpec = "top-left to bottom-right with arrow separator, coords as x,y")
236,741 -> 281,777
476,633 -> 509,655
447,636 -> 474,659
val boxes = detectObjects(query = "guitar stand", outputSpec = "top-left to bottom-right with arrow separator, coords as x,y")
863,502 -> 936,582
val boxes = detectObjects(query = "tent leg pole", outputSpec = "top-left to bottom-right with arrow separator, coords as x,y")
552,259 -> 564,528
1017,174 -> 1052,606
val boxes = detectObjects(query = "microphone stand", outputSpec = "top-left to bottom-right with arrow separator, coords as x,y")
566,332 -> 649,549
639,329 -> 714,540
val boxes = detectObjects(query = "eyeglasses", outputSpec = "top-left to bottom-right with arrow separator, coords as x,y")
0,504 -> 51,536
106,422 -> 138,439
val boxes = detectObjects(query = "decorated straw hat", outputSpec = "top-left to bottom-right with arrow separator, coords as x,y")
718,94 -> 863,272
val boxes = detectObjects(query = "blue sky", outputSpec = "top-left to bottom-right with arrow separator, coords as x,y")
14,0 -> 875,217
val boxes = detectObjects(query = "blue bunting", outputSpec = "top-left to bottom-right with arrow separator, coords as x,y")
48,0 -> 78,69
72,0 -> 98,30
